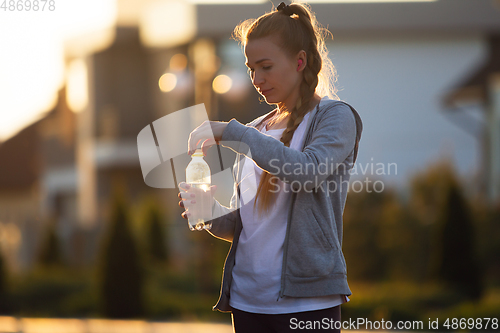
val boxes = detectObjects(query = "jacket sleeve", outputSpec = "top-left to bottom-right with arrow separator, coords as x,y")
219,102 -> 357,192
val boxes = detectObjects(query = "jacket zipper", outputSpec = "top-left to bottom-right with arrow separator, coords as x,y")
277,191 -> 297,301
277,103 -> 320,301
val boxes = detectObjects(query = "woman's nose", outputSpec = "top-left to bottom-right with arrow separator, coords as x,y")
252,72 -> 264,86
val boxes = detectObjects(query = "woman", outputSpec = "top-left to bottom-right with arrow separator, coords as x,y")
178,1 -> 362,332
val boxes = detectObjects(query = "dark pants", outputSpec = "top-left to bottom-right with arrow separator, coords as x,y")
231,305 -> 341,333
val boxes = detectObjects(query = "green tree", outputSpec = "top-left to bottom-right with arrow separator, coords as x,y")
343,189 -> 390,281
409,160 -> 459,282
408,161 -> 455,226
377,191 -> 427,282
146,204 -> 168,264
432,177 -> 484,300
97,194 -> 145,318
36,219 -> 64,267
0,250 -> 7,312
475,202 -> 500,286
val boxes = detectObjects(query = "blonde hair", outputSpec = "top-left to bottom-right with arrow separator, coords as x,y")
232,1 -> 338,217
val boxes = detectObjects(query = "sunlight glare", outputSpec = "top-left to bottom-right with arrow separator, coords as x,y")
187,0 -> 266,3
66,59 -> 89,113
0,0 -> 116,141
140,0 -> 196,48
297,0 -> 437,2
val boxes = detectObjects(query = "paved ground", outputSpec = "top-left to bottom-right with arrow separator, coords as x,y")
0,317 -> 234,333
0,316 -> 406,333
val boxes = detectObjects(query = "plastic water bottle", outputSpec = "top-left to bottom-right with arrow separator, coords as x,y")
185,148 -> 212,231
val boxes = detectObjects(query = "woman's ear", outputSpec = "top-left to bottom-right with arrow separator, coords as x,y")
297,59 -> 303,71
296,50 -> 307,71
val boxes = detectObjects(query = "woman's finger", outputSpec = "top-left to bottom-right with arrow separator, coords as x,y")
188,121 -> 213,155
178,182 -> 191,191
201,138 -> 217,156
179,198 -> 195,208
179,195 -> 194,209
179,192 -> 195,200
187,121 -> 228,155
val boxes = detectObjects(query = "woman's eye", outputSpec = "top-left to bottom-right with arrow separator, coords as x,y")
263,66 -> 271,70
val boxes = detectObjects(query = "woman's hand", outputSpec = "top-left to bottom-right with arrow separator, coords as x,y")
178,182 -> 194,220
178,181 -> 217,220
188,120 -> 228,155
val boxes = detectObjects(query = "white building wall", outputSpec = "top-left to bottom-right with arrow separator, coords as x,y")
328,32 -> 487,189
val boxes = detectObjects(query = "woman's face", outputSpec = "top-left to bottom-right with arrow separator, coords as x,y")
244,36 -> 305,110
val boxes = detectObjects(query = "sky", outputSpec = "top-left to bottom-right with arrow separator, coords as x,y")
0,0 -> 116,142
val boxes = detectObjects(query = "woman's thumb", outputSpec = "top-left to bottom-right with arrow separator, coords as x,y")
210,185 -> 217,194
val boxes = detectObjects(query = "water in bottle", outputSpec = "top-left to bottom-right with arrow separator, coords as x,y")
185,148 -> 212,231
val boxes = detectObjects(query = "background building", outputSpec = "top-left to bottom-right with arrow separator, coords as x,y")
1,0 -> 499,272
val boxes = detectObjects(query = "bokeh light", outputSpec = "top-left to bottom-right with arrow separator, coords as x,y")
66,58 -> 89,113
170,53 -> 188,72
159,73 -> 178,92
212,74 -> 232,94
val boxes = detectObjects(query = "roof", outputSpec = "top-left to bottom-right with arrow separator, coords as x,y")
0,118 -> 43,191
0,89 -> 67,191
443,34 -> 500,107
196,0 -> 500,37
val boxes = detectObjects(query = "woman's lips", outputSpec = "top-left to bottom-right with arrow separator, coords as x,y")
261,88 -> 273,96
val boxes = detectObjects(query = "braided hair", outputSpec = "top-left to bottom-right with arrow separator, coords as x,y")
232,1 -> 338,218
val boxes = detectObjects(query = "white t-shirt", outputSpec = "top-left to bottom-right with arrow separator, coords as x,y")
229,97 -> 349,314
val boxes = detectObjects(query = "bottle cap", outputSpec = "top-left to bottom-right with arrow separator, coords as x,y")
192,148 -> 204,156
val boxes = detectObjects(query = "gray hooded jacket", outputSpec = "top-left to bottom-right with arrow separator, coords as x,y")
208,99 -> 362,313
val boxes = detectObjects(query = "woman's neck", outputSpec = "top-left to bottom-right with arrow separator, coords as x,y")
266,94 -> 322,131
278,93 -> 321,113
265,113 -> 289,130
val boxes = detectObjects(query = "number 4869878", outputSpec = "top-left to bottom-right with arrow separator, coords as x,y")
443,318 -> 499,330
1,0 -> 55,11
